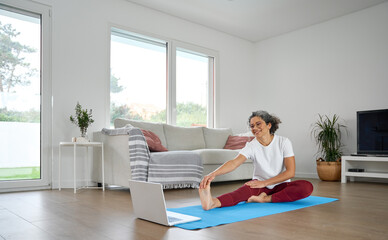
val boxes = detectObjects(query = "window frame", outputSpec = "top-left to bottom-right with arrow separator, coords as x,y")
170,41 -> 217,127
0,0 -> 52,192
109,26 -> 218,128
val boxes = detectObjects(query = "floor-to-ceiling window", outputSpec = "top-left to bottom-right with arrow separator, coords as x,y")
110,27 -> 217,127
0,1 -> 51,191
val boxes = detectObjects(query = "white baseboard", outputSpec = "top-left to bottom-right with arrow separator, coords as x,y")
295,172 -> 319,179
0,185 -> 51,193
53,179 -> 97,189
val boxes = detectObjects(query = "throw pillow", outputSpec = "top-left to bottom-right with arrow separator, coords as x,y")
223,136 -> 254,150
141,129 -> 168,152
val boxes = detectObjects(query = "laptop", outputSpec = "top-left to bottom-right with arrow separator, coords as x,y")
128,180 -> 201,226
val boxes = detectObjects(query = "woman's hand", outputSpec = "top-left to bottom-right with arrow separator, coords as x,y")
245,179 -> 267,188
199,154 -> 247,189
200,174 -> 215,189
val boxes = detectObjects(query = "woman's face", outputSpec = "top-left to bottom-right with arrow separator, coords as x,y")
249,116 -> 271,138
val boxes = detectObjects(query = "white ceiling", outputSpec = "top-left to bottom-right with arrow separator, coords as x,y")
126,0 -> 387,42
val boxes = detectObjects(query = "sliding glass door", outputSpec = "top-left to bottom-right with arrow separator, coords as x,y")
0,1 -> 51,191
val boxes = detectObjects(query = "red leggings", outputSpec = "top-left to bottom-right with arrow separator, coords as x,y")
217,180 -> 313,207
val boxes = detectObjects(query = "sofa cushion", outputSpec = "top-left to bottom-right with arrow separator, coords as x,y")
114,118 -> 133,128
193,149 -> 252,165
235,131 -> 254,137
114,118 -> 167,147
224,136 -> 255,150
164,125 -> 205,151
203,127 -> 233,149
141,129 -> 168,152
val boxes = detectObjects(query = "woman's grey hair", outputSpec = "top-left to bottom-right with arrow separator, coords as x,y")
248,110 -> 281,134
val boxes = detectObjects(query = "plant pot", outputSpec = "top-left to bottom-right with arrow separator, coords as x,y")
76,137 -> 89,143
316,160 -> 341,181
71,137 -> 89,143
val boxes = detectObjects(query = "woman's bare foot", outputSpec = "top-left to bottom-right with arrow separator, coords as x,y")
199,184 -> 221,210
247,192 -> 272,203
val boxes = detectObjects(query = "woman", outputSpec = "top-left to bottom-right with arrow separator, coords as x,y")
199,110 -> 313,210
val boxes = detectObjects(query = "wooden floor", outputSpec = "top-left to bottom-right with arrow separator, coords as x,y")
1,179 -> 388,240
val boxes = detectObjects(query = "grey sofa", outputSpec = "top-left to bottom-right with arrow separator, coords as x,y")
92,118 -> 253,187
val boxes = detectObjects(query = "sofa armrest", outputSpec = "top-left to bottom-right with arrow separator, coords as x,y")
92,131 -> 132,187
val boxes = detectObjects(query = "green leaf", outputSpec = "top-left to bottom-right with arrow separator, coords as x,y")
311,114 -> 347,162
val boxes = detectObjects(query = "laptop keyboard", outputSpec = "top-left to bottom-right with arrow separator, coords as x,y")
168,216 -> 183,223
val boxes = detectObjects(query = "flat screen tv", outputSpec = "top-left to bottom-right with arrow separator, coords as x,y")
357,109 -> 388,155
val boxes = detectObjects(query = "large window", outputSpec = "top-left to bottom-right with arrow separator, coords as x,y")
110,28 -> 216,127
110,29 -> 167,124
176,49 -> 213,127
0,0 -> 51,191
0,6 -> 40,182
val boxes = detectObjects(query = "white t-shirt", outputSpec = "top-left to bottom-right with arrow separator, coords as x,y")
239,135 -> 294,189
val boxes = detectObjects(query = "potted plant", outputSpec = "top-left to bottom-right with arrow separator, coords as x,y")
312,114 -> 346,181
70,102 -> 94,142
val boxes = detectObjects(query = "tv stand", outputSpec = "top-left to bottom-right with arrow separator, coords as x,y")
350,153 -> 367,157
350,153 -> 388,157
341,156 -> 388,183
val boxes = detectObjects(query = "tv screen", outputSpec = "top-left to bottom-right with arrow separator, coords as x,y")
357,109 -> 388,155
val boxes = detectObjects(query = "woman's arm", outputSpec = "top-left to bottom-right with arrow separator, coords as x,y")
245,156 -> 296,188
199,154 -> 247,189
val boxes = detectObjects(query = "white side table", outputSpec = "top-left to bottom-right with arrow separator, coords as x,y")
59,141 -> 104,193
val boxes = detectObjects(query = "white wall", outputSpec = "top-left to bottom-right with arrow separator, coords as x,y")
253,2 -> 388,177
44,0 -> 255,187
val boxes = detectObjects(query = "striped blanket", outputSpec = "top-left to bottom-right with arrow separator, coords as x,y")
102,127 -> 149,181
101,127 -> 203,189
148,151 -> 203,189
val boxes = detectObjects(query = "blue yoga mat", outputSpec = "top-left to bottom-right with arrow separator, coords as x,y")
168,196 -> 338,230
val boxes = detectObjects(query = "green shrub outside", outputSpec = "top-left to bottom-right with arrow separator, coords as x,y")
0,108 -> 40,123
110,102 -> 206,127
